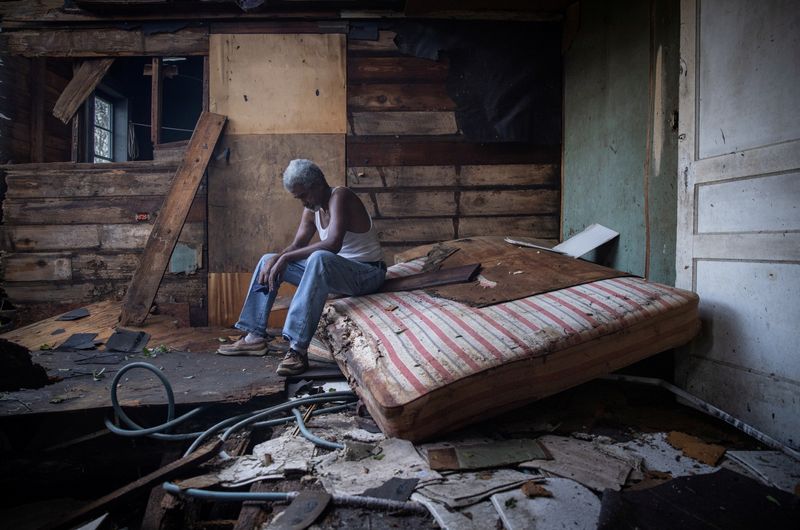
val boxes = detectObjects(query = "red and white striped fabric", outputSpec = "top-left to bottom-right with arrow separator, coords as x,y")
328,257 -> 697,407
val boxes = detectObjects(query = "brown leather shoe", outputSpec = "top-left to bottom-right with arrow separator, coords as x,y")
276,348 -> 309,376
216,337 -> 268,356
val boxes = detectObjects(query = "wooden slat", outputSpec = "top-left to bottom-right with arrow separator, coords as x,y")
459,164 -> 560,186
2,160 -> 179,171
4,168 -> 177,198
459,189 -> 560,215
348,83 -> 455,111
347,31 -> 398,53
347,138 -> 560,166
2,253 -> 72,281
347,163 -> 560,188
348,57 -> 449,83
1,225 -> 101,251
374,218 -> 455,242
1,28 -> 209,57
42,441 -> 222,530
351,111 -> 458,136
120,111 -> 225,326
71,252 -> 141,280
369,190 -> 457,217
100,222 -> 205,250
3,195 -> 206,224
52,58 -> 114,124
458,215 -> 560,239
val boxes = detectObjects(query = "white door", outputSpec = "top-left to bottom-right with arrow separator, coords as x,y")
676,0 -> 800,450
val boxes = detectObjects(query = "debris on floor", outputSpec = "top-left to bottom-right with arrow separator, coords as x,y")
666,430 -> 727,466
491,477 -> 601,530
726,450 -> 800,494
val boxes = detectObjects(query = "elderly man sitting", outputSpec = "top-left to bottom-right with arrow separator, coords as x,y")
217,159 -> 386,376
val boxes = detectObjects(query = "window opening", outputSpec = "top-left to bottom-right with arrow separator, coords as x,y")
93,95 -> 114,163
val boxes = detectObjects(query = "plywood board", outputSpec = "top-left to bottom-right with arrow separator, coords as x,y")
208,272 -> 295,328
207,133 -> 345,272
209,33 -> 346,135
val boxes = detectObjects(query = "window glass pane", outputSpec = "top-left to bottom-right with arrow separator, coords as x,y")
94,96 -> 112,129
94,126 -> 112,159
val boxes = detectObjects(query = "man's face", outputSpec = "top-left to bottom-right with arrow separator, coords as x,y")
290,182 -> 324,212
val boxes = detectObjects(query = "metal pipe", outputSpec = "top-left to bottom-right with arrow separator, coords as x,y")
602,374 -> 800,460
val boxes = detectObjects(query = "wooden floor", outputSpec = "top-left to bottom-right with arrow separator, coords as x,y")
0,300 -> 285,416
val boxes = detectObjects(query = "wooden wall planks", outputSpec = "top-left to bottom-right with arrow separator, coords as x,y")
0,162 -> 208,316
346,30 -> 561,262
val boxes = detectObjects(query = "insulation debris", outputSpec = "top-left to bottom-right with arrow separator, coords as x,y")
414,469 -> 537,509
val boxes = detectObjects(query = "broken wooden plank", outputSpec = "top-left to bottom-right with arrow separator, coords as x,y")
120,111 -> 225,326
380,263 -> 480,293
41,440 -> 223,530
3,195 -> 206,224
0,28 -> 209,57
52,59 -> 114,124
348,57 -> 449,83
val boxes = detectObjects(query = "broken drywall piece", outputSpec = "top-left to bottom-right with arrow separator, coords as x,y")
491,478 -> 601,530
614,432 -> 718,477
422,438 -> 550,470
411,494 -> 501,530
361,477 -> 419,501
552,223 -> 619,258
415,469 -> 537,508
519,435 -> 637,492
314,437 -> 441,496
726,450 -> 800,494
216,432 -> 317,487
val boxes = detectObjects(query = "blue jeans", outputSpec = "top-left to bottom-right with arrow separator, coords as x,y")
235,250 -> 386,353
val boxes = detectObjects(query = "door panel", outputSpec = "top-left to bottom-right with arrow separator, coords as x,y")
677,0 -> 800,451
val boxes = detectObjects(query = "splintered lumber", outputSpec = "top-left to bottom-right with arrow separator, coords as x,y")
120,112 -> 226,326
52,58 -> 114,124
380,263 -> 480,293
42,440 -> 223,530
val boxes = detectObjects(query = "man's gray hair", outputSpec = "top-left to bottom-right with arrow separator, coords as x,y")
283,159 -> 325,191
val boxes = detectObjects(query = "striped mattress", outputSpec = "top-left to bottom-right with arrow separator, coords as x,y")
322,258 -> 700,441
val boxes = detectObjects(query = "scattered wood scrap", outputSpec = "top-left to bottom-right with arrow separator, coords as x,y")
666,431 -> 727,466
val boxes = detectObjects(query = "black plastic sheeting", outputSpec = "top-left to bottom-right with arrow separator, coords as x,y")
393,21 -> 562,144
598,468 -> 800,530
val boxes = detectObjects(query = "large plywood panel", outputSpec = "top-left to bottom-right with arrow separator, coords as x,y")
207,134 -> 345,273
209,34 -> 346,135
698,1 -> 800,159
696,172 -> 800,233
694,260 -> 800,382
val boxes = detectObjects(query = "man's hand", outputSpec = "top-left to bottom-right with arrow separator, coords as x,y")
258,254 -> 280,286
267,256 -> 287,292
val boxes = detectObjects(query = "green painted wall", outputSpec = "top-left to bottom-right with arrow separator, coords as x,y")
563,0 -> 678,284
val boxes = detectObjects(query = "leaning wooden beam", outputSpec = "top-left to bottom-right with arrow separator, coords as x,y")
119,112 -> 226,326
52,58 -> 114,124
41,440 -> 223,530
0,28 -> 209,57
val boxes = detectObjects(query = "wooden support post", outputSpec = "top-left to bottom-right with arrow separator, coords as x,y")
119,111 -> 226,326
151,57 -> 163,145
29,58 -> 46,162
52,58 -> 114,124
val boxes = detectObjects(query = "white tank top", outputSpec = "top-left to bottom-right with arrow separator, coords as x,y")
314,188 -> 384,263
